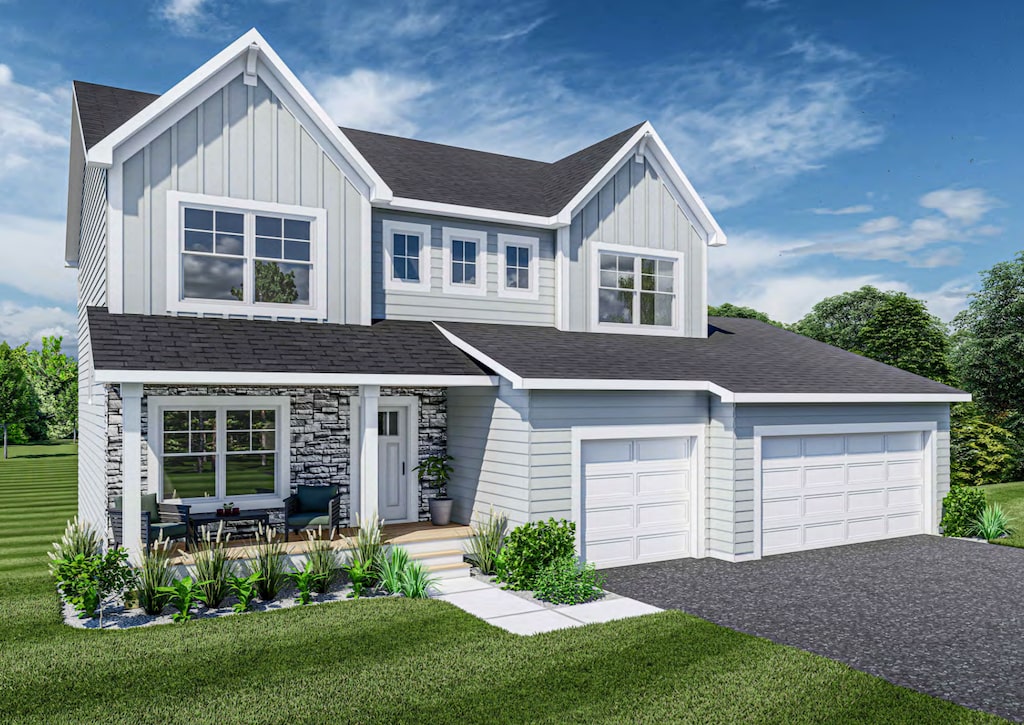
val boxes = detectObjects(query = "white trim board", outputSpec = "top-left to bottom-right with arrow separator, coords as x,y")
497,234 -> 541,301
441,227 -> 487,297
95,370 -> 498,386
589,241 -> 685,337
751,421 -> 939,560
570,423 -> 707,564
382,219 -> 432,293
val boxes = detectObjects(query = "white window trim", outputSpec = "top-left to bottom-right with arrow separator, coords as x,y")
497,234 -> 540,301
441,227 -> 488,296
148,395 -> 291,513
165,191 -> 327,319
382,219 -> 432,292
590,241 -> 684,336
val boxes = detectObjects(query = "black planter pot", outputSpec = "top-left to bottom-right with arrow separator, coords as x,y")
429,497 -> 453,526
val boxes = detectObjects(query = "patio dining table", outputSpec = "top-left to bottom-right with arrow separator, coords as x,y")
189,510 -> 274,544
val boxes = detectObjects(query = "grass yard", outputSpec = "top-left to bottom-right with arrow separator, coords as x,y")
984,481 -> 1024,549
0,444 -> 1004,724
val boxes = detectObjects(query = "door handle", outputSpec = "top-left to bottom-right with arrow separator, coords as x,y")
402,462 -> 406,475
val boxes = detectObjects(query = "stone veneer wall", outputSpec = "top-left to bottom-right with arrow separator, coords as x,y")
105,385 -> 447,526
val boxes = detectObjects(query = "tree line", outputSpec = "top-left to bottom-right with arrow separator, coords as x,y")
710,250 -> 1024,486
0,337 -> 78,459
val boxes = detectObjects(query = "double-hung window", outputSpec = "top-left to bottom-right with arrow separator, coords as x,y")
383,220 -> 432,291
442,227 -> 486,295
498,234 -> 539,299
167,192 -> 326,317
596,248 -> 680,330
153,396 -> 289,504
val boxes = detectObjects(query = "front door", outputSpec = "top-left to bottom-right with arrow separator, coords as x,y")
377,408 -> 409,521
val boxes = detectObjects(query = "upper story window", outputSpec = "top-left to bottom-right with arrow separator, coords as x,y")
593,244 -> 682,332
498,234 -> 539,300
167,192 -> 326,318
442,227 -> 486,295
383,220 -> 432,292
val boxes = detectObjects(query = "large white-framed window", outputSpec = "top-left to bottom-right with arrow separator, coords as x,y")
149,395 -> 291,509
382,220 -> 432,292
442,227 -> 487,296
165,191 -> 327,318
498,234 -> 540,300
591,242 -> 683,334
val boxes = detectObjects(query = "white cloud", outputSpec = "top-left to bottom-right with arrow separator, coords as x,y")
745,0 -> 784,10
310,70 -> 434,136
157,0 -> 209,34
919,187 -> 998,224
785,38 -> 863,65
0,213 -> 76,303
858,215 -> 901,233
0,63 -> 68,184
0,301 -> 76,352
812,204 -> 873,215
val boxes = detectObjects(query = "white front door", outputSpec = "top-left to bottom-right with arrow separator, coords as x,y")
761,431 -> 927,556
581,436 -> 695,568
377,408 -> 409,522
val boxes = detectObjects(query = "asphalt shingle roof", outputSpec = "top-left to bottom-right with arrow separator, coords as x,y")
72,81 -> 641,216
437,318 -> 966,395
87,308 -> 492,377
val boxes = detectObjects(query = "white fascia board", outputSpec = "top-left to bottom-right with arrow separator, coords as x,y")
65,84 -> 88,266
86,28 -> 391,202
731,392 -> 972,404
432,324 -> 526,388
94,370 -> 497,387
522,378 -> 733,397
380,197 -> 564,229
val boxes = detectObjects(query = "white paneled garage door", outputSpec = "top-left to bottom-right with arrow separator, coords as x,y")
582,436 -> 695,568
761,431 -> 927,556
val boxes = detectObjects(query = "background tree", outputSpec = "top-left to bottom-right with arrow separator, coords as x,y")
0,342 -> 35,459
6,343 -> 45,443
708,303 -> 784,327
949,404 -> 1016,486
795,286 -> 951,382
23,337 -> 78,440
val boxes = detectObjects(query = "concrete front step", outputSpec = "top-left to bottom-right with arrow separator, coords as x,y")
398,536 -> 473,557
427,561 -> 473,580
411,548 -> 466,568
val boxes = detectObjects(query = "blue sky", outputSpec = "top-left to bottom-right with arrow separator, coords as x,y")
0,0 -> 1020,352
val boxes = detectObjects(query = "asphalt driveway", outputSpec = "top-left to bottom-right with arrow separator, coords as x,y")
602,535 -> 1024,721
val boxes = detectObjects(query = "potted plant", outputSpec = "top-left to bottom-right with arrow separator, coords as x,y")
217,502 -> 239,517
415,454 -> 455,525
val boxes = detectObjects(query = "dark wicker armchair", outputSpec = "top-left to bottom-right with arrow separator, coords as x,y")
282,485 -> 343,539
110,493 -> 191,550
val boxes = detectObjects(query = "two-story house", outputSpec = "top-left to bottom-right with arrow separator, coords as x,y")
66,29 -> 968,569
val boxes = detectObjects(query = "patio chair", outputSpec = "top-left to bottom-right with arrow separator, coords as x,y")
109,493 -> 191,551
283,484 -> 343,540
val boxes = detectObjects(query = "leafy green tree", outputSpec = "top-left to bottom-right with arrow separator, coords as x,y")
0,342 -> 35,459
949,405 -> 1015,486
708,303 -> 784,327
795,286 -> 951,382
231,261 -> 299,305
950,251 -> 1024,414
21,337 -> 78,440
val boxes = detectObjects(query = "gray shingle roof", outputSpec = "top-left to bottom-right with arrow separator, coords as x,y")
437,318 -> 966,396
87,308 -> 492,377
72,81 -> 642,216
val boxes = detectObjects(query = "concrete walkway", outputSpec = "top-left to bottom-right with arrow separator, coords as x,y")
431,575 -> 661,635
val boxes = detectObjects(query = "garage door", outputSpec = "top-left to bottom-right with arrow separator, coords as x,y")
582,436 -> 694,568
761,431 -> 927,556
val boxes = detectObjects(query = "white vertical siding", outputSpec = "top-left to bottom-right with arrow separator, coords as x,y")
527,391 -> 710,522
120,74 -> 365,324
77,165 -> 109,533
371,211 -> 557,325
567,158 -> 706,337
446,383 -> 532,527
732,403 -> 952,558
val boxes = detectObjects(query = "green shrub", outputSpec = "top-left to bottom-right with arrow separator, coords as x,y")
466,508 -> 508,575
157,577 -> 206,623
192,525 -> 232,608
248,525 -> 288,601
54,547 -> 136,624
399,561 -> 436,599
47,518 -> 101,574
375,546 -> 412,595
941,486 -> 987,537
135,539 -> 174,615
498,519 -> 576,590
226,571 -> 261,613
347,514 -> 384,585
304,531 -> 340,594
973,503 -> 1013,540
288,561 -> 318,605
533,556 -> 605,605
951,414 -> 1015,486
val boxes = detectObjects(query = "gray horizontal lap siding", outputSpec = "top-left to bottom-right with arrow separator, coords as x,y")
121,73 -> 364,324
567,157 -> 706,337
371,210 -> 556,325
731,403 -> 952,558
526,390 -> 711,523
707,399 -> 737,557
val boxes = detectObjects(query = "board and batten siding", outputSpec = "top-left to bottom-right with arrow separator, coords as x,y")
446,382 -> 532,527
567,157 -> 707,337
371,211 -> 556,325
78,165 -> 109,533
526,390 -> 711,522
120,73 -> 365,323
731,403 -> 952,558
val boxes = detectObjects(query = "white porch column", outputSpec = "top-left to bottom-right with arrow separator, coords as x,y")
120,383 -> 144,561
357,385 -> 380,523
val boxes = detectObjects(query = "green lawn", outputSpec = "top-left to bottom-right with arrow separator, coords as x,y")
0,445 -> 1003,724
984,481 -> 1024,549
